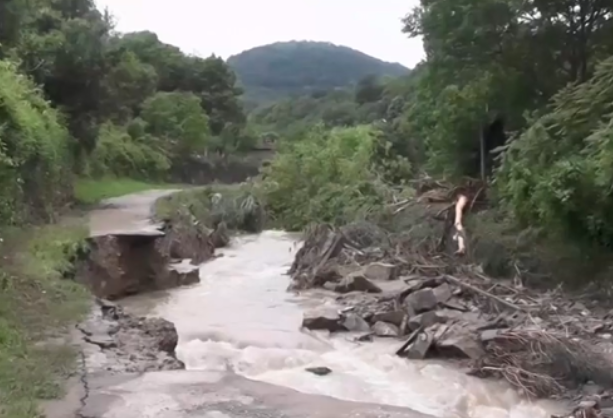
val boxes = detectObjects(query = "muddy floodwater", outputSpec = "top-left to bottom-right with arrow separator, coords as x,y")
123,230 -> 565,418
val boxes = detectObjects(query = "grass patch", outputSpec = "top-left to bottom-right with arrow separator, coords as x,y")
154,183 -> 265,233
0,222 -> 91,418
74,177 -> 178,205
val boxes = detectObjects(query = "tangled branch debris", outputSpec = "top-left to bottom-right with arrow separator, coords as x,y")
290,179 -> 613,416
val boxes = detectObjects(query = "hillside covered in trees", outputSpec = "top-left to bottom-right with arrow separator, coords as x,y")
227,41 -> 409,105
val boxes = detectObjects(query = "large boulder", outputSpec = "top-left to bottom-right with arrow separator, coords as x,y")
330,272 -> 382,294
363,263 -> 398,281
341,313 -> 370,332
209,221 -> 230,248
302,309 -> 345,332
404,288 -> 438,313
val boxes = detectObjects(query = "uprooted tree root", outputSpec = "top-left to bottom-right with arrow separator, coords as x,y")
475,330 -> 613,398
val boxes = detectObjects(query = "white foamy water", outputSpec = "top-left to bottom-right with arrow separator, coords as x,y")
127,231 -> 564,418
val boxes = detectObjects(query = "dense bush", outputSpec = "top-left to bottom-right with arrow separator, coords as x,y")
0,61 -> 73,224
155,183 -> 265,233
261,125 -> 407,230
495,57 -> 613,248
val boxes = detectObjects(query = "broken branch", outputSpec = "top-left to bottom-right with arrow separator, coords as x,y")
444,275 -> 525,312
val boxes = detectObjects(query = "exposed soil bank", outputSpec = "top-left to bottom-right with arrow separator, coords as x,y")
292,223 -> 613,418
78,298 -> 184,372
77,189 -> 229,300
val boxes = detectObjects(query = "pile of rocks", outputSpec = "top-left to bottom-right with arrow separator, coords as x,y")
302,263 -> 500,361
298,258 -> 613,416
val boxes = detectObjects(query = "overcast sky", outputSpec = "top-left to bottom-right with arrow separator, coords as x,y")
94,0 -> 425,68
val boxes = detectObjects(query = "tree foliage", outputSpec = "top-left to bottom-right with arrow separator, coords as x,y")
0,60 -> 72,224
0,0 -> 249,225
261,125 -> 391,230
496,57 -> 613,246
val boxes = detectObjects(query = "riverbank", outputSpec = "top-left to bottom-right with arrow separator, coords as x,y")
285,186 -> 613,418
0,181 -> 203,418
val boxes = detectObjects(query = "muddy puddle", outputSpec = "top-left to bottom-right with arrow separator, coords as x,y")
122,231 -> 565,418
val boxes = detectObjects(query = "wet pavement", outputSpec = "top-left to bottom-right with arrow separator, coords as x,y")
79,370 -> 433,418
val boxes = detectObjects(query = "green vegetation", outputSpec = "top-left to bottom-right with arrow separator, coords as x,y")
261,124 -> 411,230
0,60 -> 73,225
228,41 -> 409,105
0,223 -> 90,418
155,183 -> 265,233
0,1 -> 251,227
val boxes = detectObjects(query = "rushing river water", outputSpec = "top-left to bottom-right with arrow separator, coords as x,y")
125,231 -> 564,418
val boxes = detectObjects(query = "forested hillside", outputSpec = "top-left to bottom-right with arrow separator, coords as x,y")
227,41 -> 409,105
0,0 -> 253,225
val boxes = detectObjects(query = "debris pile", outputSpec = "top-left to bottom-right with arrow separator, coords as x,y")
290,179 -> 613,416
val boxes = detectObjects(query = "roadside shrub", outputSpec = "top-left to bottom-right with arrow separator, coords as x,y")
495,56 -> 613,248
261,125 -> 396,230
155,184 -> 265,233
0,61 -> 73,224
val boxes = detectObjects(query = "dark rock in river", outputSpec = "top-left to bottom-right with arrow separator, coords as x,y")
405,331 -> 434,360
306,366 -> 332,376
435,331 -> 484,360
408,311 -> 446,331
432,283 -> 453,304
372,310 -> 406,327
209,220 -> 230,248
362,262 -> 398,281
302,309 -> 345,332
